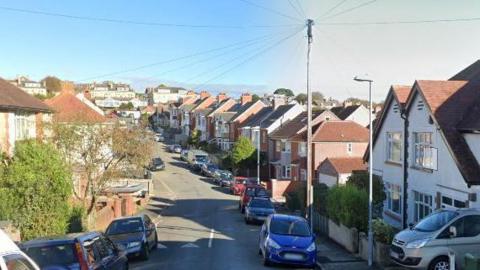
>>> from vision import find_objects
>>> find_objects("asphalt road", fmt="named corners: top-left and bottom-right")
top-left (130, 142), bottom-right (315, 270)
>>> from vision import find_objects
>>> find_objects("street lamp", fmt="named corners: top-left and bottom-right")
top-left (353, 75), bottom-right (374, 267)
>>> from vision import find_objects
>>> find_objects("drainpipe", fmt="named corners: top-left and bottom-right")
top-left (400, 111), bottom-right (409, 229)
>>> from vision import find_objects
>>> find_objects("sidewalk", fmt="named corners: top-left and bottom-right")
top-left (316, 235), bottom-right (406, 270)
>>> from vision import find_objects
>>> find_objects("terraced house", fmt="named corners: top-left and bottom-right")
top-left (371, 60), bottom-right (480, 229)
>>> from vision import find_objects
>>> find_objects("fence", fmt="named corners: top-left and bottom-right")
top-left (312, 211), bottom-right (329, 235)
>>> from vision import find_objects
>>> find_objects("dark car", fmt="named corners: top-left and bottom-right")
top-left (259, 214), bottom-right (316, 268)
top-left (239, 185), bottom-right (268, 213)
top-left (201, 163), bottom-right (218, 178)
top-left (213, 170), bottom-right (233, 186)
top-left (105, 215), bottom-right (158, 260)
top-left (244, 197), bottom-right (275, 224)
top-left (21, 231), bottom-right (128, 270)
top-left (147, 157), bottom-right (165, 171)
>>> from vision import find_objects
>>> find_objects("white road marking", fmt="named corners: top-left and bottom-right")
top-left (181, 243), bottom-right (199, 248)
top-left (156, 243), bottom-right (167, 249)
top-left (208, 228), bottom-right (215, 248)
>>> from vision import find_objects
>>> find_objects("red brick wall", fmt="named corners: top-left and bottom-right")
top-left (313, 142), bottom-right (368, 172)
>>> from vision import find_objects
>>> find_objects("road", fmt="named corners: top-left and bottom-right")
top-left (130, 142), bottom-right (315, 270)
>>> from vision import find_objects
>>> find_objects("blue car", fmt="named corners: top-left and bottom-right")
top-left (259, 214), bottom-right (316, 268)
top-left (105, 214), bottom-right (157, 260)
top-left (21, 231), bottom-right (128, 270)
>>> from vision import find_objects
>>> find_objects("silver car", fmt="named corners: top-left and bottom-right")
top-left (390, 208), bottom-right (480, 270)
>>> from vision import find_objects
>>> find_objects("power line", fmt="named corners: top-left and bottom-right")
top-left (79, 30), bottom-right (298, 81)
top-left (0, 5), bottom-right (301, 29)
top-left (194, 26), bottom-right (305, 90)
top-left (320, 0), bottom-right (377, 21)
top-left (295, 0), bottom-right (307, 19)
top-left (317, 0), bottom-right (349, 20)
top-left (238, 0), bottom-right (303, 23)
top-left (318, 16), bottom-right (480, 26)
top-left (287, 0), bottom-right (304, 20)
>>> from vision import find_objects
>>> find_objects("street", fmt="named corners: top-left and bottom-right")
top-left (130, 142), bottom-right (314, 270)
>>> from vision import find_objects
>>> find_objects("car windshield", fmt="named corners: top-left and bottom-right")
top-left (220, 172), bottom-right (232, 179)
top-left (270, 219), bottom-right (311, 237)
top-left (152, 158), bottom-right (163, 165)
top-left (195, 155), bottom-right (208, 162)
top-left (414, 211), bottom-right (458, 232)
top-left (207, 164), bottom-right (217, 170)
top-left (249, 199), bottom-right (273, 209)
top-left (23, 244), bottom-right (77, 268)
top-left (106, 218), bottom-right (144, 235)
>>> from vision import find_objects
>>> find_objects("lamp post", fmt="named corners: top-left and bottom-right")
top-left (353, 76), bottom-right (374, 267)
top-left (256, 125), bottom-right (261, 185)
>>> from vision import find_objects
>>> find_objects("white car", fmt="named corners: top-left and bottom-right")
top-left (0, 229), bottom-right (39, 270)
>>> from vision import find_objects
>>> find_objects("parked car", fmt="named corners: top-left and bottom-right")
top-left (390, 208), bottom-right (480, 270)
top-left (187, 150), bottom-right (209, 172)
top-left (1, 229), bottom-right (40, 270)
top-left (201, 163), bottom-right (219, 177)
top-left (213, 170), bottom-right (233, 186)
top-left (105, 214), bottom-right (157, 261)
top-left (244, 197), bottom-right (275, 224)
top-left (172, 144), bottom-right (182, 153)
top-left (147, 157), bottom-right (165, 171)
top-left (180, 149), bottom-right (189, 161)
top-left (230, 177), bottom-right (257, 195)
top-left (154, 133), bottom-right (164, 142)
top-left (21, 231), bottom-right (128, 270)
top-left (259, 214), bottom-right (316, 268)
top-left (239, 184), bottom-right (268, 213)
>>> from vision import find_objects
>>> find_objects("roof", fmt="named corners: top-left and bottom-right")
top-left (180, 103), bottom-right (197, 112)
top-left (330, 105), bottom-right (361, 120)
top-left (391, 85), bottom-right (411, 106)
top-left (215, 112), bottom-right (237, 121)
top-left (0, 77), bottom-right (50, 112)
top-left (207, 98), bottom-right (236, 116)
top-left (321, 157), bottom-right (366, 174)
top-left (269, 111), bottom-right (323, 139)
top-left (231, 101), bottom-right (255, 120)
top-left (195, 108), bottom-right (213, 115)
top-left (240, 107), bottom-right (273, 128)
top-left (312, 121), bottom-right (369, 142)
top-left (45, 92), bottom-right (107, 123)
top-left (260, 104), bottom-right (296, 128)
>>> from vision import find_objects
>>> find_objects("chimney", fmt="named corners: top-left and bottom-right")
top-left (217, 92), bottom-right (227, 103)
top-left (240, 93), bottom-right (252, 105)
top-left (200, 90), bottom-right (210, 99)
top-left (272, 94), bottom-right (286, 109)
top-left (343, 100), bottom-right (353, 107)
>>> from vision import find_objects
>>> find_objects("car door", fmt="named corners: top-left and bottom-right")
top-left (143, 216), bottom-right (155, 248)
top-left (447, 215), bottom-right (480, 269)
top-left (259, 219), bottom-right (270, 253)
top-left (101, 237), bottom-right (126, 270)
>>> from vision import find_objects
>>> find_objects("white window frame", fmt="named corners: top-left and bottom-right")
top-left (385, 182), bottom-right (402, 215)
top-left (413, 191), bottom-right (433, 222)
top-left (281, 141), bottom-right (291, 153)
top-left (15, 113), bottom-right (35, 141)
top-left (298, 142), bottom-right (307, 157)
top-left (413, 132), bottom-right (437, 170)
top-left (386, 132), bottom-right (402, 163)
top-left (282, 165), bottom-right (291, 179)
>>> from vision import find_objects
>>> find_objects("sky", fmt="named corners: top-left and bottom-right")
top-left (0, 0), bottom-right (479, 101)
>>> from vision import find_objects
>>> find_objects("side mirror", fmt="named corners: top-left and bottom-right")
top-left (449, 226), bottom-right (457, 238)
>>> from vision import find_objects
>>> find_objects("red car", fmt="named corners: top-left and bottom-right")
top-left (239, 184), bottom-right (268, 213)
top-left (230, 177), bottom-right (256, 195)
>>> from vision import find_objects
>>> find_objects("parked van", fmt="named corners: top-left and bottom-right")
top-left (0, 229), bottom-right (40, 270)
top-left (186, 150), bottom-right (209, 171)
top-left (390, 208), bottom-right (480, 270)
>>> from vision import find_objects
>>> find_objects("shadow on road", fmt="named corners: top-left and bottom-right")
top-left (168, 161), bottom-right (190, 170)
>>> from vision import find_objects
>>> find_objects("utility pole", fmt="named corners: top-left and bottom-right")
top-left (306, 19), bottom-right (314, 228)
top-left (257, 126), bottom-right (261, 185)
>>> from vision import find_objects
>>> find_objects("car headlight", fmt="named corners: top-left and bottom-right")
top-left (127, 241), bottom-right (142, 248)
top-left (306, 242), bottom-right (316, 252)
top-left (405, 238), bottom-right (430, 249)
top-left (267, 238), bottom-right (281, 249)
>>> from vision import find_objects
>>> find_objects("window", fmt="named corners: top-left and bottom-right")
top-left (282, 165), bottom-right (291, 178)
top-left (298, 142), bottom-right (307, 157)
top-left (450, 215), bottom-right (480, 238)
top-left (276, 141), bottom-right (281, 152)
top-left (386, 132), bottom-right (402, 163)
top-left (15, 113), bottom-right (35, 141)
top-left (414, 191), bottom-right (433, 222)
top-left (280, 141), bottom-right (291, 153)
top-left (441, 195), bottom-right (467, 209)
top-left (385, 183), bottom-right (402, 215)
top-left (347, 143), bottom-right (353, 154)
top-left (3, 254), bottom-right (37, 270)
top-left (413, 132), bottom-right (436, 169)
top-left (300, 169), bottom-right (306, 181)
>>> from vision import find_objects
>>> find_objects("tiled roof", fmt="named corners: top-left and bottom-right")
top-left (391, 85), bottom-right (411, 106)
top-left (215, 112), bottom-right (236, 122)
top-left (322, 157), bottom-right (366, 174)
top-left (312, 120), bottom-right (369, 142)
top-left (269, 111), bottom-right (323, 139)
top-left (240, 107), bottom-right (273, 128)
top-left (260, 104), bottom-right (296, 128)
top-left (180, 103), bottom-right (197, 112)
top-left (195, 108), bottom-right (213, 115)
top-left (45, 92), bottom-right (106, 123)
top-left (231, 101), bottom-right (255, 120)
top-left (207, 98), bottom-right (236, 116)
top-left (330, 105), bottom-right (361, 120)
top-left (0, 77), bottom-right (50, 112)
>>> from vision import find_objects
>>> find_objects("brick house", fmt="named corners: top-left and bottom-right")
top-left (0, 77), bottom-right (51, 155)
top-left (227, 93), bottom-right (266, 145)
top-left (206, 95), bottom-right (236, 141)
top-left (318, 157), bottom-right (366, 187)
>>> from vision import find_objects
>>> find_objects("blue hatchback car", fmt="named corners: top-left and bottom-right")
top-left (259, 214), bottom-right (316, 268)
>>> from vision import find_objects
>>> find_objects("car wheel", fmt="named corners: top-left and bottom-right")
top-left (141, 243), bottom-right (150, 261)
top-left (263, 251), bottom-right (271, 267)
top-left (429, 256), bottom-right (449, 270)
top-left (124, 262), bottom-right (129, 270)
top-left (152, 234), bottom-right (158, 250)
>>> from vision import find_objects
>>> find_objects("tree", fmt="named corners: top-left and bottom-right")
top-left (312, 91), bottom-right (324, 103)
top-left (188, 129), bottom-right (201, 148)
top-left (252, 94), bottom-right (260, 102)
top-left (230, 136), bottom-right (255, 174)
top-left (51, 122), bottom-right (153, 228)
top-left (42, 76), bottom-right (63, 93)
top-left (346, 171), bottom-right (386, 218)
top-left (0, 140), bottom-right (72, 240)
top-left (119, 102), bottom-right (134, 110)
top-left (274, 88), bottom-right (294, 97)
top-left (294, 93), bottom-right (307, 104)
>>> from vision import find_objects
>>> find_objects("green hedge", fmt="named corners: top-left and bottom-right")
top-left (326, 185), bottom-right (368, 232)
top-left (286, 184), bottom-right (306, 214)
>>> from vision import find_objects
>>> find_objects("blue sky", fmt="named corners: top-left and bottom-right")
top-left (0, 0), bottom-right (479, 100)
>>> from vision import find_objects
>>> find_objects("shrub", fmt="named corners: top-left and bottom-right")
top-left (326, 185), bottom-right (368, 232)
top-left (68, 205), bottom-right (86, 233)
top-left (346, 171), bottom-right (386, 218)
top-left (313, 183), bottom-right (329, 215)
top-left (372, 219), bottom-right (396, 244)
top-left (286, 185), bottom-right (306, 214)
